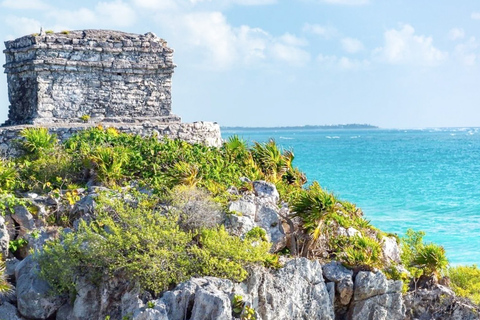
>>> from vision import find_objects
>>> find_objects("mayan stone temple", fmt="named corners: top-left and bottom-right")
top-left (0, 29), bottom-right (221, 155)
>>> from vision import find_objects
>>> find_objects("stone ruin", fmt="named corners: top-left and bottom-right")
top-left (0, 29), bottom-right (221, 155)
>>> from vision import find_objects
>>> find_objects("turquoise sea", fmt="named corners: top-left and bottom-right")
top-left (221, 127), bottom-right (480, 265)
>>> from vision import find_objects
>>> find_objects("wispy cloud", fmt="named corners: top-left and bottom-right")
top-left (373, 24), bottom-right (447, 66)
top-left (162, 11), bottom-right (309, 69)
top-left (471, 12), bottom-right (480, 20)
top-left (45, 0), bottom-right (137, 29)
top-left (303, 23), bottom-right (338, 39)
top-left (1, 0), bottom-right (49, 10)
top-left (453, 37), bottom-right (478, 66)
top-left (448, 28), bottom-right (465, 41)
top-left (317, 54), bottom-right (369, 70)
top-left (4, 15), bottom-right (42, 39)
top-left (315, 0), bottom-right (369, 5)
top-left (341, 37), bottom-right (364, 53)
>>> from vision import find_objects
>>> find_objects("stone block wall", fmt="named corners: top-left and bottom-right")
top-left (3, 30), bottom-right (178, 125)
top-left (0, 121), bottom-right (222, 158)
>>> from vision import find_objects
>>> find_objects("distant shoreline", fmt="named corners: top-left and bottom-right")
top-left (221, 124), bottom-right (378, 130)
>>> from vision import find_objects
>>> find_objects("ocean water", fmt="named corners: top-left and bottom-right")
top-left (221, 127), bottom-right (480, 265)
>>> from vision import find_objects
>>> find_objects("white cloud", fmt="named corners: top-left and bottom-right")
top-left (373, 24), bottom-right (447, 66)
top-left (131, 0), bottom-right (178, 10)
top-left (279, 33), bottom-right (308, 46)
top-left (448, 28), bottom-right (465, 41)
top-left (317, 54), bottom-right (369, 70)
top-left (1, 0), bottom-right (48, 10)
top-left (165, 11), bottom-right (309, 69)
top-left (453, 37), bottom-right (478, 66)
top-left (96, 1), bottom-right (137, 27)
top-left (471, 12), bottom-right (480, 20)
top-left (4, 15), bottom-right (42, 38)
top-left (270, 41), bottom-right (310, 66)
top-left (341, 37), bottom-right (364, 53)
top-left (46, 1), bottom-right (136, 29)
top-left (173, 11), bottom-right (239, 68)
top-left (303, 23), bottom-right (337, 39)
top-left (316, 0), bottom-right (369, 5)
top-left (188, 0), bottom-right (275, 5)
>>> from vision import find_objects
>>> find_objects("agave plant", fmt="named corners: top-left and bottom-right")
top-left (20, 127), bottom-right (57, 154)
top-left (88, 146), bottom-right (129, 185)
top-left (0, 160), bottom-right (17, 191)
top-left (292, 181), bottom-right (337, 241)
top-left (223, 135), bottom-right (249, 162)
top-left (0, 260), bottom-right (12, 296)
top-left (251, 139), bottom-right (292, 182)
top-left (413, 243), bottom-right (449, 276)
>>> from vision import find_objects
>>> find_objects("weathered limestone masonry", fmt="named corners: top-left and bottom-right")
top-left (1, 29), bottom-right (221, 155)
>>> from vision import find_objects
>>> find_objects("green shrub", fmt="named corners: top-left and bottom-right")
top-left (292, 181), bottom-right (337, 240)
top-left (9, 238), bottom-right (28, 253)
top-left (80, 114), bottom-right (90, 122)
top-left (245, 227), bottom-right (268, 242)
top-left (18, 147), bottom-right (79, 192)
top-left (332, 235), bottom-right (383, 270)
top-left (36, 194), bottom-right (273, 297)
top-left (20, 127), bottom-right (57, 156)
top-left (0, 160), bottom-right (17, 191)
top-left (448, 264), bottom-right (480, 304)
top-left (87, 146), bottom-right (129, 186)
top-left (401, 229), bottom-right (448, 277)
top-left (413, 243), bottom-right (448, 277)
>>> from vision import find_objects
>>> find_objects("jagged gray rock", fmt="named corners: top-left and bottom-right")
top-left (404, 284), bottom-right (480, 320)
top-left (228, 197), bottom-right (256, 218)
top-left (252, 181), bottom-right (279, 204)
top-left (350, 271), bottom-right (405, 320)
top-left (226, 183), bottom-right (286, 252)
top-left (225, 214), bottom-right (256, 237)
top-left (5, 257), bottom-right (19, 278)
top-left (11, 205), bottom-right (35, 237)
top-left (254, 202), bottom-right (286, 251)
top-left (159, 277), bottom-right (233, 320)
top-left (15, 255), bottom-right (65, 319)
top-left (322, 261), bottom-right (354, 306)
top-left (0, 301), bottom-right (24, 320)
top-left (240, 258), bottom-right (335, 320)
top-left (382, 236), bottom-right (401, 264)
top-left (66, 274), bottom-right (140, 320)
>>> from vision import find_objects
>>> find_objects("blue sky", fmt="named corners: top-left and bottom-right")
top-left (1, 0), bottom-right (479, 128)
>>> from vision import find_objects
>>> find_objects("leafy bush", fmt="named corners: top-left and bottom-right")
top-left (292, 181), bottom-right (337, 240)
top-left (401, 229), bottom-right (448, 277)
top-left (20, 127), bottom-right (57, 155)
top-left (331, 235), bottom-right (383, 270)
top-left (36, 194), bottom-right (273, 297)
top-left (448, 264), bottom-right (480, 304)
top-left (413, 243), bottom-right (448, 277)
top-left (0, 160), bottom-right (17, 191)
